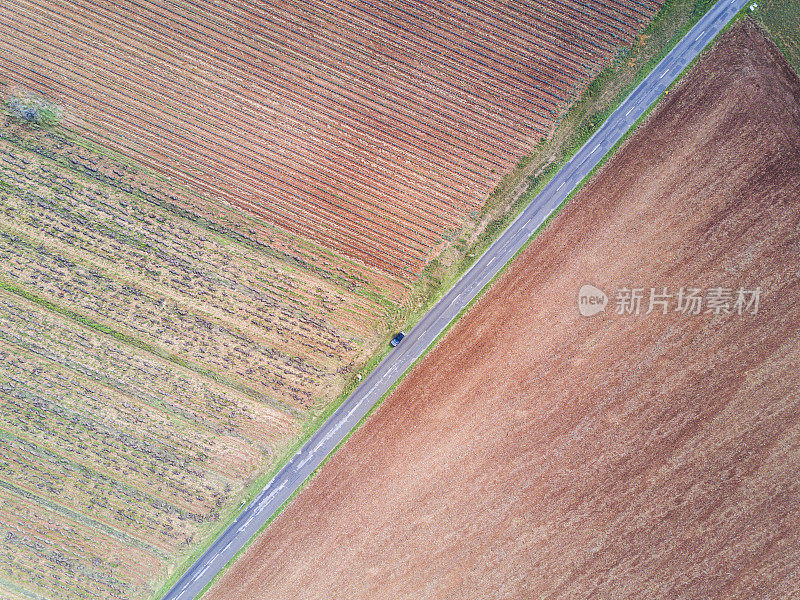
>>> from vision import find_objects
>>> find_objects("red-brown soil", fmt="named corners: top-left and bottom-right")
top-left (206, 21), bottom-right (800, 600)
top-left (0, 0), bottom-right (661, 277)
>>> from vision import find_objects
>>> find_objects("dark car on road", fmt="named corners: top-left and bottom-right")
top-left (390, 332), bottom-right (405, 347)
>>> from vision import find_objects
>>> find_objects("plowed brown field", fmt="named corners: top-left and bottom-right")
top-left (0, 0), bottom-right (662, 278)
top-left (206, 21), bottom-right (800, 600)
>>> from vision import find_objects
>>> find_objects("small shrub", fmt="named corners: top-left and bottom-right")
top-left (4, 93), bottom-right (63, 126)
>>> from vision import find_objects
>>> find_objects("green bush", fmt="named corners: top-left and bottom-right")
top-left (4, 93), bottom-right (63, 126)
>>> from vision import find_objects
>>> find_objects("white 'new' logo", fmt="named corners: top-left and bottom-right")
top-left (578, 284), bottom-right (608, 317)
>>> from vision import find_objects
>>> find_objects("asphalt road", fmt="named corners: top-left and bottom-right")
top-left (162, 1), bottom-right (750, 597)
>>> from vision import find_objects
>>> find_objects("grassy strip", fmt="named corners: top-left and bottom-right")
top-left (751, 0), bottom-right (800, 73)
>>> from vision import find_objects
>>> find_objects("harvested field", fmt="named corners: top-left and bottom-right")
top-left (0, 0), bottom-right (662, 277)
top-left (206, 21), bottom-right (800, 600)
top-left (0, 118), bottom-right (399, 600)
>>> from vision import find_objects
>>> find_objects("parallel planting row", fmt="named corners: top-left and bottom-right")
top-left (0, 120), bottom-right (396, 600)
top-left (0, 0), bottom-right (662, 276)
top-left (0, 147), bottom-right (373, 407)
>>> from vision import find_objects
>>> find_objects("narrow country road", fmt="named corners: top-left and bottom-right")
top-left (161, 1), bottom-right (750, 597)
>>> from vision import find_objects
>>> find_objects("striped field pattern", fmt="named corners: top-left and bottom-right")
top-left (0, 0), bottom-right (662, 278)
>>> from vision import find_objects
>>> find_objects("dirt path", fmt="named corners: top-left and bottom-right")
top-left (206, 21), bottom-right (800, 600)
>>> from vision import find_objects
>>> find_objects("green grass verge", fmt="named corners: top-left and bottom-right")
top-left (750, 0), bottom-right (800, 73)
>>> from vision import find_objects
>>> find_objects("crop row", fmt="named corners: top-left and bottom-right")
top-left (0, 146), bottom-right (382, 408)
top-left (0, 346), bottom-right (247, 515)
top-left (0, 428), bottom-right (205, 549)
top-left (0, 0), bottom-right (662, 275)
top-left (0, 486), bottom-right (155, 599)
top-left (0, 292), bottom-right (293, 445)
top-left (1, 120), bottom-right (409, 305)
